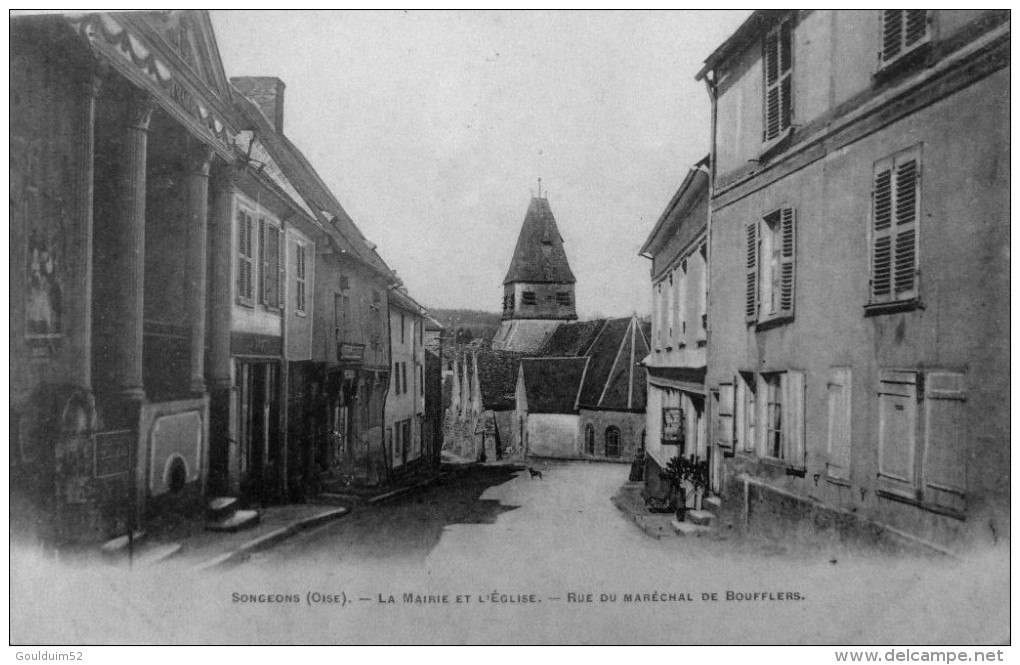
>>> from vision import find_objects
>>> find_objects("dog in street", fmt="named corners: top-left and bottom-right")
top-left (527, 467), bottom-right (543, 480)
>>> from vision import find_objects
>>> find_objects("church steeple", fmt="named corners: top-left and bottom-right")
top-left (500, 194), bottom-right (577, 323)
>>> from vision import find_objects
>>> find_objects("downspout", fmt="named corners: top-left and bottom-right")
top-left (380, 286), bottom-right (394, 484)
top-left (703, 68), bottom-right (720, 493)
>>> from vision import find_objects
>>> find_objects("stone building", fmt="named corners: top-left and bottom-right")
top-left (698, 10), bottom-right (1009, 551)
top-left (638, 157), bottom-right (711, 499)
top-left (492, 194), bottom-right (577, 352)
top-left (11, 11), bottom-right (246, 543)
top-left (514, 316), bottom-right (650, 462)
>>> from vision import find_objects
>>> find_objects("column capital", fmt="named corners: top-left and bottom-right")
top-left (124, 89), bottom-right (156, 132)
top-left (187, 143), bottom-right (216, 178)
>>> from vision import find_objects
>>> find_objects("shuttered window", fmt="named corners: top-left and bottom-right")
top-left (748, 207), bottom-right (796, 324)
top-left (871, 148), bottom-right (920, 304)
top-left (763, 17), bottom-right (793, 143)
top-left (736, 373), bottom-right (757, 453)
top-left (880, 10), bottom-right (930, 66)
top-left (236, 210), bottom-right (254, 303)
top-left (757, 371), bottom-right (804, 467)
top-left (745, 221), bottom-right (758, 322)
top-left (826, 367), bottom-right (852, 481)
top-left (260, 221), bottom-right (283, 309)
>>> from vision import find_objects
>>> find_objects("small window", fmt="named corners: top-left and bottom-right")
top-left (879, 10), bottom-right (930, 67)
top-left (556, 292), bottom-right (571, 306)
top-left (605, 426), bottom-right (621, 458)
top-left (585, 424), bottom-right (595, 455)
top-left (762, 17), bottom-right (793, 144)
top-left (394, 363), bottom-right (401, 395)
top-left (759, 370), bottom-right (805, 467)
top-left (522, 291), bottom-right (536, 306)
top-left (400, 313), bottom-right (406, 344)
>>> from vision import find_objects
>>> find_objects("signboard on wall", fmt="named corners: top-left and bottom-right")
top-left (662, 407), bottom-right (685, 445)
top-left (231, 332), bottom-right (282, 357)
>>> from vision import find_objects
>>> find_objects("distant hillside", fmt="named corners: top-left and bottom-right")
top-left (428, 308), bottom-right (503, 342)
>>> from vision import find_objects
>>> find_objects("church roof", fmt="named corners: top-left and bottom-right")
top-left (503, 196), bottom-right (576, 285)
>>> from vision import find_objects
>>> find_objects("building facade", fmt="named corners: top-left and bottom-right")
top-left (638, 158), bottom-right (711, 498)
top-left (385, 289), bottom-right (427, 472)
top-left (699, 10), bottom-right (1009, 551)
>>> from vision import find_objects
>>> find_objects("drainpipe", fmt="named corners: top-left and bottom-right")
top-left (702, 69), bottom-right (720, 494)
top-left (380, 285), bottom-right (394, 484)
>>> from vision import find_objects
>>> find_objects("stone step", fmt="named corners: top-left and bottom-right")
top-left (686, 509), bottom-right (716, 527)
top-left (206, 509), bottom-right (260, 533)
top-left (703, 495), bottom-right (723, 510)
top-left (670, 520), bottom-right (713, 537)
top-left (100, 531), bottom-right (146, 557)
top-left (207, 496), bottom-right (239, 522)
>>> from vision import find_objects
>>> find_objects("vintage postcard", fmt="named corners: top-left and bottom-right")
top-left (8, 10), bottom-right (1010, 647)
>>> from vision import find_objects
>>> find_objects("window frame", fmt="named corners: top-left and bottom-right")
top-left (761, 15), bottom-right (794, 150)
top-left (605, 426), bottom-right (621, 458)
top-left (584, 424), bottom-right (595, 455)
top-left (236, 208), bottom-right (255, 306)
top-left (747, 206), bottom-right (796, 328)
top-left (877, 10), bottom-right (933, 72)
top-left (258, 218), bottom-right (284, 312)
top-left (866, 145), bottom-right (922, 315)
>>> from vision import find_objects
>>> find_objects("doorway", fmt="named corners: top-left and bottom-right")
top-left (237, 360), bottom-right (280, 503)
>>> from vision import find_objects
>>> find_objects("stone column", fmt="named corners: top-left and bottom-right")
top-left (208, 161), bottom-right (239, 493)
top-left (186, 144), bottom-right (214, 395)
top-left (72, 71), bottom-right (102, 392)
top-left (111, 90), bottom-right (155, 402)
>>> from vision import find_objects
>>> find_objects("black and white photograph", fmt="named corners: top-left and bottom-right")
top-left (8, 9), bottom-right (1010, 648)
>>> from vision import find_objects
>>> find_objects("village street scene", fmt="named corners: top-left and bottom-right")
top-left (9, 10), bottom-right (1009, 645)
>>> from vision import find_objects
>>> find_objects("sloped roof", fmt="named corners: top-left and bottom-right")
top-left (575, 317), bottom-right (648, 411)
top-left (475, 348), bottom-right (525, 411)
top-left (389, 288), bottom-right (424, 314)
top-left (520, 357), bottom-right (588, 414)
top-left (639, 158), bottom-right (710, 258)
top-left (503, 196), bottom-right (576, 285)
top-left (231, 90), bottom-right (394, 279)
top-left (539, 319), bottom-right (607, 357)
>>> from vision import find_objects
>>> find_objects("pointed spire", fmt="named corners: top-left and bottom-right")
top-left (503, 194), bottom-right (576, 285)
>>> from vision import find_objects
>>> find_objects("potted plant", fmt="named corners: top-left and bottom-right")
top-left (660, 454), bottom-right (710, 521)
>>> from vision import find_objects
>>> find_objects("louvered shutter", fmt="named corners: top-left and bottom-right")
top-left (258, 219), bottom-right (267, 304)
top-left (237, 211), bottom-right (254, 301)
top-left (923, 372), bottom-right (967, 512)
top-left (892, 156), bottom-right (919, 298)
top-left (763, 19), bottom-right (793, 142)
top-left (782, 371), bottom-right (805, 467)
top-left (871, 161), bottom-right (894, 301)
top-left (871, 149), bottom-right (920, 303)
top-left (779, 207), bottom-right (796, 315)
top-left (276, 227), bottom-right (285, 309)
top-left (745, 221), bottom-right (759, 323)
top-left (881, 10), bottom-right (930, 64)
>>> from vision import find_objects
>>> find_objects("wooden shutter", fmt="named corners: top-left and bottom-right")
top-left (877, 370), bottom-right (918, 494)
top-left (237, 211), bottom-right (254, 301)
top-left (745, 220), bottom-right (759, 322)
top-left (262, 223), bottom-right (280, 308)
top-left (871, 161), bottom-right (894, 301)
top-left (763, 18), bottom-right (792, 142)
top-left (826, 367), bottom-right (852, 480)
top-left (756, 374), bottom-right (768, 456)
top-left (923, 372), bottom-right (967, 512)
top-left (892, 156), bottom-right (919, 298)
top-left (779, 207), bottom-right (796, 315)
top-left (276, 227), bottom-right (285, 309)
top-left (782, 371), bottom-right (805, 467)
top-left (717, 382), bottom-right (735, 450)
top-left (881, 10), bottom-right (929, 64)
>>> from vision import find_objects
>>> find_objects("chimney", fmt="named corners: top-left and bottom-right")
top-left (231, 76), bottom-right (286, 133)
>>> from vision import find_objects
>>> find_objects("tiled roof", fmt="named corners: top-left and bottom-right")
top-left (575, 317), bottom-right (648, 411)
top-left (475, 348), bottom-right (525, 411)
top-left (503, 197), bottom-right (576, 285)
top-left (520, 357), bottom-right (588, 414)
top-left (539, 319), bottom-right (607, 357)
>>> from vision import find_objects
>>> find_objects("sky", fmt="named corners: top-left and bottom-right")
top-left (210, 10), bottom-right (750, 318)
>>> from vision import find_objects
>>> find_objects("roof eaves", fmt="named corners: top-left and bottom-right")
top-left (639, 157), bottom-right (710, 258)
top-left (695, 10), bottom-right (785, 81)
